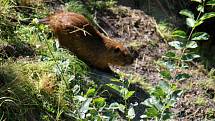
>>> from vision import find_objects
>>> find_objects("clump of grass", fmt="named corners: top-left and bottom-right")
top-left (0, 49), bottom-right (89, 120)
top-left (0, 0), bottom-right (18, 40)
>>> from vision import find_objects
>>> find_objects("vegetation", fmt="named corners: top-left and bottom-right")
top-left (0, 0), bottom-right (215, 121)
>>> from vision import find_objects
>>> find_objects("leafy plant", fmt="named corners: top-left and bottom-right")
top-left (141, 81), bottom-right (182, 120)
top-left (166, 0), bottom-right (215, 69)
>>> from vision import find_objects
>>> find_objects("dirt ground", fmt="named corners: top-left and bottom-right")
top-left (95, 5), bottom-right (215, 120)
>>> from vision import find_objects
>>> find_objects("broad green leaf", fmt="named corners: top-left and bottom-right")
top-left (145, 107), bottom-right (159, 117)
top-left (179, 9), bottom-right (195, 18)
top-left (207, 0), bottom-right (215, 6)
top-left (106, 83), bottom-right (121, 92)
top-left (197, 5), bottom-right (204, 12)
top-left (199, 12), bottom-right (215, 21)
top-left (194, 12), bottom-right (215, 27)
top-left (186, 41), bottom-right (198, 48)
top-left (182, 53), bottom-right (200, 61)
top-left (107, 84), bottom-right (134, 100)
top-left (142, 97), bottom-right (156, 107)
top-left (85, 88), bottom-right (96, 97)
top-left (191, 0), bottom-right (202, 3)
top-left (126, 91), bottom-right (135, 100)
top-left (160, 70), bottom-right (172, 80)
top-left (168, 41), bottom-right (183, 50)
top-left (194, 20), bottom-right (203, 28)
top-left (159, 81), bottom-right (171, 93)
top-left (127, 106), bottom-right (135, 119)
top-left (93, 97), bottom-right (106, 108)
top-left (162, 60), bottom-right (176, 70)
top-left (121, 88), bottom-right (135, 100)
top-left (152, 87), bottom-right (166, 99)
top-left (191, 32), bottom-right (209, 40)
top-left (175, 73), bottom-right (191, 81)
top-left (164, 51), bottom-right (176, 58)
top-left (172, 30), bottom-right (187, 39)
top-left (109, 102), bottom-right (125, 113)
top-left (186, 18), bottom-right (196, 27)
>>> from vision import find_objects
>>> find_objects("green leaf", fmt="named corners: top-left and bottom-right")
top-left (197, 5), bottom-right (204, 12)
top-left (145, 107), bottom-right (159, 117)
top-left (194, 12), bottom-right (215, 27)
top-left (172, 30), bottom-right (187, 39)
top-left (85, 88), bottom-right (96, 97)
top-left (127, 106), bottom-right (135, 119)
top-left (191, 32), bottom-right (209, 40)
top-left (109, 102), bottom-right (125, 113)
top-left (182, 53), bottom-right (200, 61)
top-left (107, 84), bottom-right (135, 100)
top-left (164, 51), bottom-right (176, 58)
top-left (207, 0), bottom-right (215, 6)
top-left (93, 97), bottom-right (106, 108)
top-left (159, 81), bottom-right (171, 93)
top-left (142, 97), bottom-right (161, 109)
top-left (179, 9), bottom-right (195, 18)
top-left (152, 87), bottom-right (166, 99)
top-left (121, 88), bottom-right (135, 100)
top-left (191, 0), bottom-right (202, 3)
top-left (175, 73), bottom-right (191, 81)
top-left (168, 41), bottom-right (183, 50)
top-left (186, 18), bottom-right (196, 27)
top-left (199, 12), bottom-right (215, 21)
top-left (186, 41), bottom-right (198, 48)
top-left (160, 70), bottom-right (172, 80)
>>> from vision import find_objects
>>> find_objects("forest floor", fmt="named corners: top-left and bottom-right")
top-left (96, 5), bottom-right (215, 120)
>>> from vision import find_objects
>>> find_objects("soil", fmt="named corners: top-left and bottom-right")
top-left (96, 6), bottom-right (167, 84)
top-left (95, 5), bottom-right (215, 121)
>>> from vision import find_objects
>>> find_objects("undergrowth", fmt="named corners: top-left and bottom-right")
top-left (0, 0), bottom-right (139, 120)
top-left (1, 0), bottom-right (214, 120)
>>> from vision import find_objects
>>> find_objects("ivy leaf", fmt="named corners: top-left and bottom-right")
top-left (172, 30), bottom-right (187, 39)
top-left (207, 0), bottom-right (215, 6)
top-left (186, 41), bottom-right (198, 49)
top-left (191, 32), bottom-right (209, 40)
top-left (168, 41), bottom-right (183, 50)
top-left (186, 18), bottom-right (196, 27)
top-left (197, 5), bottom-right (204, 12)
top-left (179, 9), bottom-right (195, 18)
